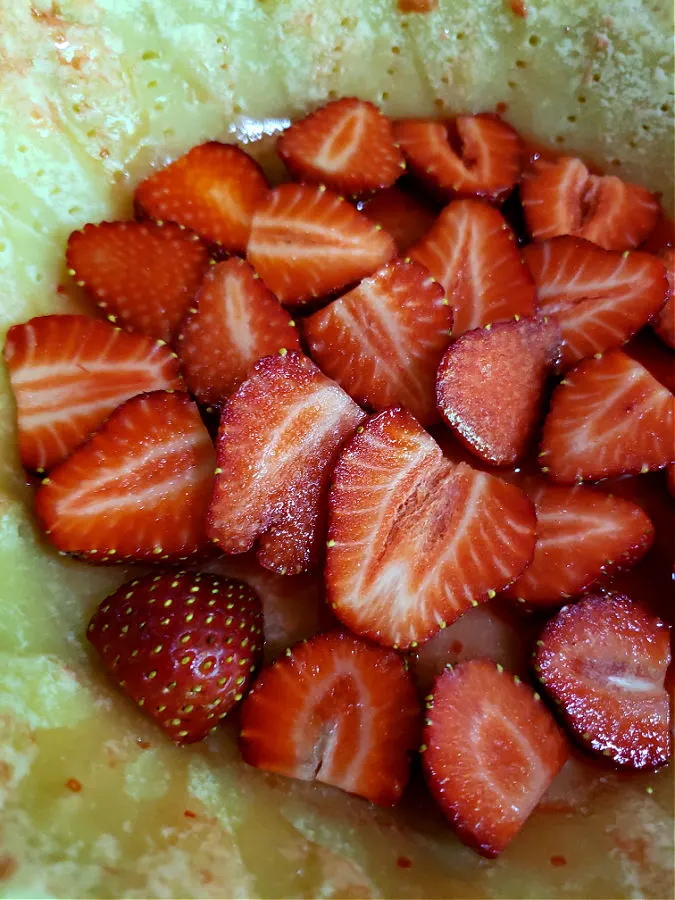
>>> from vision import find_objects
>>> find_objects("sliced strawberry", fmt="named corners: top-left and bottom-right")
top-left (277, 98), bottom-right (405, 195)
top-left (208, 353), bottom-right (365, 575)
top-left (177, 258), bottom-right (300, 406)
top-left (410, 199), bottom-right (536, 337)
top-left (246, 183), bottom-right (396, 307)
top-left (240, 631), bottom-right (420, 805)
top-left (422, 659), bottom-right (569, 857)
top-left (521, 157), bottom-right (659, 251)
top-left (87, 571), bottom-right (262, 744)
top-left (3, 315), bottom-right (182, 472)
top-left (360, 186), bottom-right (437, 254)
top-left (436, 317), bottom-right (561, 466)
top-left (134, 142), bottom-right (269, 252)
top-left (394, 115), bottom-right (521, 201)
top-left (36, 391), bottom-right (216, 563)
top-left (533, 592), bottom-right (672, 769)
top-left (66, 221), bottom-right (210, 342)
top-left (507, 483), bottom-right (654, 608)
top-left (651, 248), bottom-right (674, 349)
top-left (206, 553), bottom-right (329, 662)
top-left (304, 258), bottom-right (452, 425)
top-left (640, 209), bottom-right (675, 253)
top-left (523, 237), bottom-right (668, 368)
top-left (539, 350), bottom-right (674, 483)
top-left (326, 408), bottom-right (536, 648)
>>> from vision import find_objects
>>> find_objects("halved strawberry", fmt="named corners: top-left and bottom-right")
top-left (246, 183), bottom-right (396, 307)
top-left (240, 631), bottom-right (420, 805)
top-left (277, 98), bottom-right (405, 195)
top-left (360, 185), bottom-right (437, 254)
top-left (36, 391), bottom-right (216, 563)
top-left (66, 221), bottom-right (210, 342)
top-left (422, 659), bottom-right (569, 857)
top-left (177, 258), bottom-right (300, 406)
top-left (523, 237), bottom-right (668, 368)
top-left (87, 571), bottom-right (263, 744)
top-left (206, 553), bottom-right (329, 662)
top-left (304, 258), bottom-right (452, 425)
top-left (539, 350), bottom-right (674, 483)
top-left (507, 483), bottom-right (654, 608)
top-left (326, 408), bottom-right (536, 648)
top-left (652, 248), bottom-right (674, 349)
top-left (436, 317), bottom-right (561, 466)
top-left (3, 315), bottom-right (182, 472)
top-left (134, 142), bottom-right (269, 252)
top-left (208, 353), bottom-right (365, 575)
top-left (394, 115), bottom-right (521, 201)
top-left (521, 157), bottom-right (659, 251)
top-left (410, 199), bottom-right (536, 337)
top-left (533, 593), bottom-right (672, 769)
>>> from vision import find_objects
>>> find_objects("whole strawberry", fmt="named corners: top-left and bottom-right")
top-left (87, 571), bottom-right (263, 744)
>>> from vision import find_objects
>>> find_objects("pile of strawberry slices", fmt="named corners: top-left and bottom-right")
top-left (4, 97), bottom-right (673, 859)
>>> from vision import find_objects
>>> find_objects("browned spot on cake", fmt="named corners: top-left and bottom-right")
top-left (509, 0), bottom-right (528, 17)
top-left (550, 854), bottom-right (567, 867)
top-left (65, 777), bottom-right (82, 792)
top-left (496, 102), bottom-right (509, 116)
top-left (398, 0), bottom-right (438, 12)
top-left (397, 855), bottom-right (413, 868)
top-left (0, 856), bottom-right (17, 881)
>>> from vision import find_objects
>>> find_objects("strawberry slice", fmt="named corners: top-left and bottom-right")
top-left (304, 258), bottom-right (452, 425)
top-left (36, 391), bottom-right (216, 563)
top-left (66, 221), bottom-right (209, 343)
top-left (3, 315), bottom-right (182, 472)
top-left (539, 350), bottom-right (674, 483)
top-left (326, 408), bottom-right (536, 648)
top-left (521, 157), bottom-right (659, 251)
top-left (652, 248), bottom-right (674, 349)
top-left (507, 483), bottom-right (654, 608)
top-left (422, 659), bottom-right (569, 857)
top-left (533, 593), bottom-right (672, 769)
top-left (208, 353), bottom-right (365, 575)
top-left (640, 209), bottom-right (675, 253)
top-left (394, 115), bottom-right (521, 201)
top-left (277, 98), bottom-right (405, 195)
top-left (436, 317), bottom-right (561, 466)
top-left (177, 258), bottom-right (300, 406)
top-left (87, 571), bottom-right (263, 744)
top-left (410, 199), bottom-right (536, 337)
top-left (134, 142), bottom-right (269, 252)
top-left (360, 186), bottom-right (437, 254)
top-left (246, 183), bottom-right (396, 308)
top-left (240, 631), bottom-right (420, 805)
top-left (523, 237), bottom-right (668, 368)
top-left (207, 553), bottom-right (330, 662)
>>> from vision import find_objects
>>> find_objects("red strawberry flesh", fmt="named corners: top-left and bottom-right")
top-left (240, 631), bottom-right (420, 805)
top-left (360, 186), bottom-right (437, 254)
top-left (533, 593), bottom-right (672, 769)
top-left (652, 248), bottom-right (674, 349)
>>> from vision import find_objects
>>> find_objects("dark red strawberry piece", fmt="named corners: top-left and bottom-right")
top-left (206, 553), bottom-right (330, 662)
top-left (277, 98), bottom-right (405, 194)
top-left (135, 142), bottom-right (269, 252)
top-left (240, 631), bottom-right (420, 805)
top-left (304, 258), bottom-right (452, 425)
top-left (177, 258), bottom-right (300, 406)
top-left (506, 483), bottom-right (654, 608)
top-left (652, 248), bottom-right (674, 349)
top-left (394, 114), bottom-right (522, 201)
top-left (36, 391), bottom-right (216, 563)
top-left (422, 659), bottom-right (569, 857)
top-left (668, 465), bottom-right (675, 499)
top-left (66, 221), bottom-right (210, 343)
top-left (640, 209), bottom-right (674, 253)
top-left (436, 317), bottom-right (561, 466)
top-left (360, 186), bottom-right (437, 253)
top-left (523, 237), bottom-right (668, 368)
top-left (521, 157), bottom-right (659, 251)
top-left (3, 315), bottom-right (182, 472)
top-left (87, 571), bottom-right (262, 744)
top-left (208, 353), bottom-right (365, 575)
top-left (539, 350), bottom-right (674, 483)
top-left (533, 593), bottom-right (672, 769)
top-left (247, 183), bottom-right (396, 308)
top-left (410, 199), bottom-right (536, 337)
top-left (326, 408), bottom-right (536, 648)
